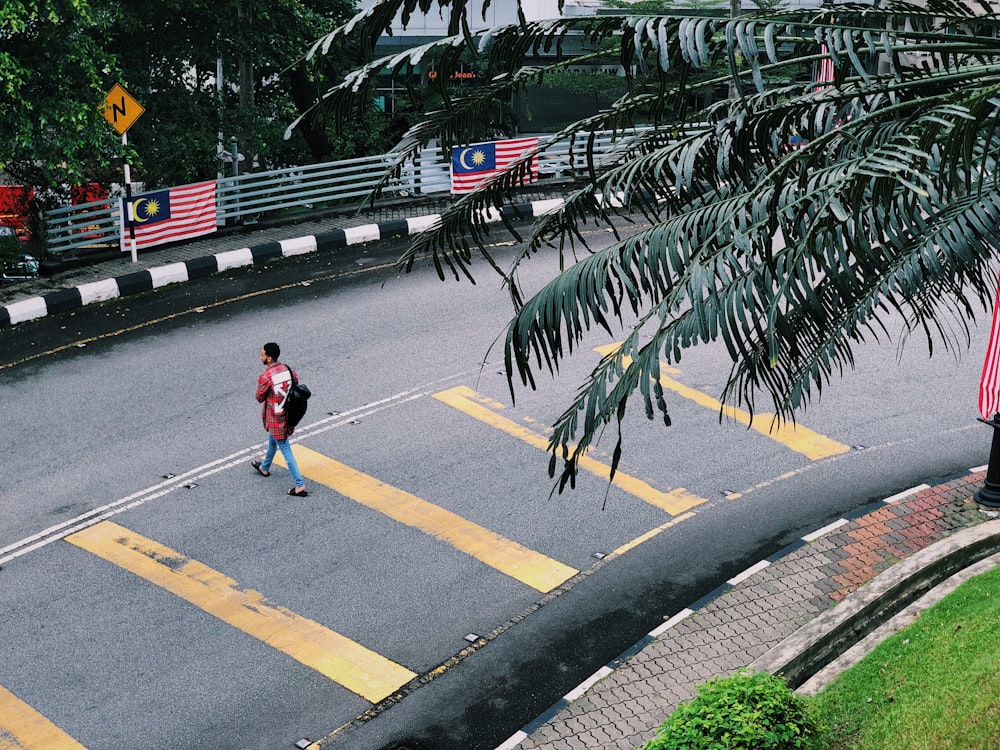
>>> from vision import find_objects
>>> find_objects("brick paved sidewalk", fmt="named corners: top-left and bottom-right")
top-left (506, 469), bottom-right (996, 750)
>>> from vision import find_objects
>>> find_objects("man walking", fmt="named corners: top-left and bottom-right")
top-left (252, 342), bottom-right (308, 497)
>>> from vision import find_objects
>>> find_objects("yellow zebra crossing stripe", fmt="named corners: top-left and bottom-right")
top-left (593, 344), bottom-right (850, 461)
top-left (277, 445), bottom-right (578, 593)
top-left (66, 521), bottom-right (415, 704)
top-left (0, 685), bottom-right (87, 749)
top-left (432, 386), bottom-right (707, 516)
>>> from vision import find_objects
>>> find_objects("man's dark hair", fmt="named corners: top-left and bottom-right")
top-left (263, 342), bottom-right (280, 360)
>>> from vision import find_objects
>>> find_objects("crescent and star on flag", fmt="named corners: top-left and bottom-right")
top-left (458, 147), bottom-right (487, 170)
top-left (129, 197), bottom-right (162, 224)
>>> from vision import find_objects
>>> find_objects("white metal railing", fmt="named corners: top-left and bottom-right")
top-left (41, 127), bottom-right (661, 256)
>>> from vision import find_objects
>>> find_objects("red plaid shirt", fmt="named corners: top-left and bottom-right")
top-left (256, 362), bottom-right (298, 440)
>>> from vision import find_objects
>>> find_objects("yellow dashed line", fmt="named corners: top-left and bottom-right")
top-left (609, 512), bottom-right (697, 559)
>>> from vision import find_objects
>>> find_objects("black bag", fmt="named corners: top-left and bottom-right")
top-left (282, 366), bottom-right (311, 428)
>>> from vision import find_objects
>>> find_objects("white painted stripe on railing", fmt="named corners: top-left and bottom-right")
top-left (477, 206), bottom-right (503, 223)
top-left (6, 297), bottom-right (47, 325)
top-left (531, 198), bottom-right (565, 215)
top-left (77, 278), bottom-right (121, 305)
top-left (343, 224), bottom-right (380, 245)
top-left (494, 731), bottom-right (529, 750)
top-left (728, 559), bottom-right (771, 586)
top-left (406, 214), bottom-right (442, 233)
top-left (883, 484), bottom-right (930, 504)
top-left (215, 248), bottom-right (254, 271)
top-left (649, 608), bottom-right (694, 638)
top-left (280, 235), bottom-right (317, 256)
top-left (596, 191), bottom-right (626, 208)
top-left (802, 518), bottom-right (849, 542)
top-left (564, 666), bottom-right (614, 701)
top-left (149, 262), bottom-right (190, 288)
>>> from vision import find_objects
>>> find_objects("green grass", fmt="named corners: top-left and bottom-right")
top-left (813, 564), bottom-right (1000, 750)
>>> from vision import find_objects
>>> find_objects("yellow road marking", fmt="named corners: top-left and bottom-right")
top-left (66, 521), bottom-right (415, 704)
top-left (280, 446), bottom-right (578, 593)
top-left (593, 344), bottom-right (850, 461)
top-left (609, 512), bottom-right (696, 559)
top-left (0, 686), bottom-right (87, 749)
top-left (432, 386), bottom-right (707, 516)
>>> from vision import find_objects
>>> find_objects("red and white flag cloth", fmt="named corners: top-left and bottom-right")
top-left (814, 43), bottom-right (834, 93)
top-left (979, 271), bottom-right (1000, 420)
top-left (120, 180), bottom-right (218, 251)
top-left (450, 137), bottom-right (539, 194)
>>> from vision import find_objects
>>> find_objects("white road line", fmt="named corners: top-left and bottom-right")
top-left (0, 377), bottom-right (468, 566)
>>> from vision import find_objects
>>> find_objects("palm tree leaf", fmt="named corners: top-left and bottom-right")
top-left (318, 0), bottom-right (1000, 485)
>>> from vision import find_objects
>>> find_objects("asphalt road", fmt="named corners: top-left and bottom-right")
top-left (0, 227), bottom-right (992, 750)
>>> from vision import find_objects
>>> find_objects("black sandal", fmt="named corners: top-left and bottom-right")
top-left (251, 460), bottom-right (270, 477)
top-left (287, 487), bottom-right (308, 497)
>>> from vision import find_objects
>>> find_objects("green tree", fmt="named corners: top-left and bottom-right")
top-left (306, 0), bottom-right (1000, 489)
top-left (0, 0), bottom-right (119, 202)
top-left (106, 0), bottom-right (373, 188)
top-left (1, 0), bottom-right (386, 203)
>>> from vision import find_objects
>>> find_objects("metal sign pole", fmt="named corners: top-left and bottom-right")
top-left (103, 84), bottom-right (144, 263)
top-left (122, 131), bottom-right (137, 263)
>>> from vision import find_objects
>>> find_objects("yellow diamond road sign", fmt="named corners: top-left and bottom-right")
top-left (103, 83), bottom-right (144, 135)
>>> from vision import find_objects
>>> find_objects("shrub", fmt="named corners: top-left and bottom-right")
top-left (640, 670), bottom-right (825, 750)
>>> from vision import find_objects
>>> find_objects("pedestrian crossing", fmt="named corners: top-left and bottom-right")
top-left (1, 359), bottom-right (847, 747)
top-left (66, 520), bottom-right (417, 704)
top-left (592, 344), bottom-right (850, 461)
top-left (433, 386), bottom-right (708, 516)
top-left (275, 445), bottom-right (579, 593)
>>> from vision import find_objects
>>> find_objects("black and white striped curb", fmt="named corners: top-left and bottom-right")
top-left (491, 474), bottom-right (973, 750)
top-left (1, 197), bottom-right (567, 328)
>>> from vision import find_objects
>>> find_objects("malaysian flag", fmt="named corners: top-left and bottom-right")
top-left (980, 271), bottom-right (1000, 420)
top-left (450, 137), bottom-right (539, 194)
top-left (815, 43), bottom-right (834, 90)
top-left (120, 180), bottom-right (217, 251)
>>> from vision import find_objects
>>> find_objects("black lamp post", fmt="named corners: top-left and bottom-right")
top-left (977, 415), bottom-right (1000, 507)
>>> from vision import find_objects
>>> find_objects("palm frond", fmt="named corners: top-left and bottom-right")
top-left (510, 86), bottom-right (1000, 481)
top-left (319, 0), bottom-right (1000, 486)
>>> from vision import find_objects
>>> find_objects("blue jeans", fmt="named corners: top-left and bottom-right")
top-left (260, 435), bottom-right (305, 488)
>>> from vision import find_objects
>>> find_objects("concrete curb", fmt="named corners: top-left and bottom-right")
top-left (750, 518), bottom-right (1000, 688)
top-left (0, 197), bottom-right (567, 328)
top-left (797, 547), bottom-right (1000, 695)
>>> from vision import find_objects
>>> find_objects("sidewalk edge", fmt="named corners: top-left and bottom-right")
top-left (0, 199), bottom-right (564, 328)
top-left (494, 473), bottom-right (992, 750)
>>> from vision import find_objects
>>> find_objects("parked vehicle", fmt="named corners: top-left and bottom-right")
top-left (1, 248), bottom-right (39, 281)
